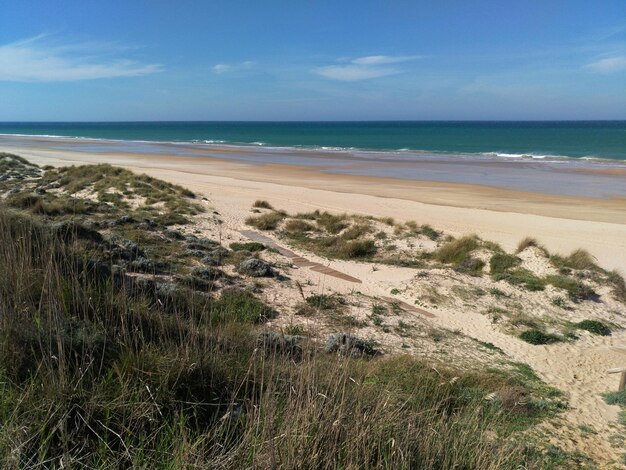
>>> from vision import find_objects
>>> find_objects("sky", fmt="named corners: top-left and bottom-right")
top-left (1, 0), bottom-right (625, 121)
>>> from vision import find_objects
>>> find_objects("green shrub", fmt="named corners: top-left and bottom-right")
top-left (546, 275), bottom-right (596, 302)
top-left (316, 212), bottom-right (348, 234)
top-left (341, 223), bottom-right (372, 240)
top-left (435, 235), bottom-right (479, 264)
top-left (603, 390), bottom-right (626, 407)
top-left (490, 253), bottom-right (521, 276)
top-left (284, 219), bottom-right (315, 234)
top-left (551, 249), bottom-right (598, 271)
top-left (252, 200), bottom-right (274, 209)
top-left (245, 211), bottom-right (286, 230)
top-left (419, 224), bottom-right (440, 240)
top-left (519, 330), bottom-right (562, 345)
top-left (516, 237), bottom-right (548, 255)
top-left (230, 242), bottom-right (266, 252)
top-left (337, 239), bottom-right (377, 259)
top-left (494, 269), bottom-right (546, 291)
top-left (305, 294), bottom-right (342, 310)
top-left (574, 320), bottom-right (611, 336)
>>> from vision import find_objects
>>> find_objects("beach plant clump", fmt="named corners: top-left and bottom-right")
top-left (252, 199), bottom-right (274, 209)
top-left (551, 249), bottom-right (598, 272)
top-left (434, 235), bottom-right (480, 265)
top-left (603, 390), bottom-right (626, 407)
top-left (245, 210), bottom-right (286, 230)
top-left (2, 161), bottom-right (203, 226)
top-left (545, 275), bottom-right (597, 302)
top-left (516, 237), bottom-right (549, 255)
top-left (276, 210), bottom-right (380, 260)
top-left (230, 241), bottom-right (266, 252)
top-left (574, 319), bottom-right (611, 336)
top-left (490, 253), bottom-right (522, 277)
top-left (519, 329), bottom-right (562, 345)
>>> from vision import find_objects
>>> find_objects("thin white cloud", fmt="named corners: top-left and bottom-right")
top-left (0, 35), bottom-right (162, 82)
top-left (212, 64), bottom-right (232, 74)
top-left (351, 55), bottom-right (423, 65)
top-left (584, 56), bottom-right (626, 73)
top-left (314, 65), bottom-right (399, 81)
top-left (212, 61), bottom-right (255, 74)
top-left (313, 54), bottom-right (422, 81)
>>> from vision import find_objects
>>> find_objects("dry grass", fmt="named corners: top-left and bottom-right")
top-left (435, 235), bottom-right (480, 264)
top-left (552, 249), bottom-right (598, 271)
top-left (516, 237), bottom-right (548, 255)
top-left (245, 211), bottom-right (286, 230)
top-left (252, 199), bottom-right (273, 209)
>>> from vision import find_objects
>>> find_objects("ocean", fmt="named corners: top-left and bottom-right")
top-left (0, 121), bottom-right (625, 161)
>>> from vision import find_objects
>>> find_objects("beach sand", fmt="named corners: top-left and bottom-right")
top-left (3, 140), bottom-right (625, 274)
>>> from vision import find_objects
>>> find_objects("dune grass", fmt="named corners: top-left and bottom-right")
top-left (0, 162), bottom-right (570, 468)
top-left (545, 275), bottom-right (597, 302)
top-left (516, 237), bottom-right (549, 255)
top-left (245, 211), bottom-right (286, 230)
top-left (551, 249), bottom-right (598, 271)
top-left (3, 155), bottom-right (614, 465)
top-left (574, 319), bottom-right (611, 336)
top-left (434, 235), bottom-right (480, 265)
top-left (252, 199), bottom-right (273, 209)
top-left (519, 329), bottom-right (563, 345)
top-left (490, 253), bottom-right (522, 277)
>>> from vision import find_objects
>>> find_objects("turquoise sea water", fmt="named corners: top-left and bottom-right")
top-left (0, 121), bottom-right (625, 161)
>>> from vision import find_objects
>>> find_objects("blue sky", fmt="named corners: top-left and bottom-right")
top-left (1, 0), bottom-right (625, 121)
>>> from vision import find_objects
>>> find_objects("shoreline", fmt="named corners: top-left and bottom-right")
top-left (3, 131), bottom-right (626, 164)
top-left (2, 134), bottom-right (625, 199)
top-left (2, 140), bottom-right (625, 273)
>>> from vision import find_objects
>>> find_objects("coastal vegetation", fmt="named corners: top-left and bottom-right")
top-left (0, 154), bottom-right (623, 467)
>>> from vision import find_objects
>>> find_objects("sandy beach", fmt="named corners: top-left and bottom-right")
top-left (2, 136), bottom-right (625, 274)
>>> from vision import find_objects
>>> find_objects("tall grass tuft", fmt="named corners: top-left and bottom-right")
top-left (435, 235), bottom-right (480, 265)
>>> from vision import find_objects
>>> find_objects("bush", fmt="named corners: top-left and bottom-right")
top-left (455, 258), bottom-right (485, 276)
top-left (551, 249), bottom-right (598, 271)
top-left (607, 270), bottom-right (626, 303)
top-left (435, 235), bottom-right (479, 265)
top-left (337, 239), bottom-right (377, 259)
top-left (494, 269), bottom-right (546, 291)
top-left (341, 223), bottom-right (372, 240)
top-left (490, 253), bottom-right (521, 276)
top-left (245, 211), bottom-right (286, 230)
top-left (546, 275), bottom-right (597, 302)
top-left (519, 330), bottom-right (562, 345)
top-left (603, 390), bottom-right (626, 407)
top-left (230, 241), bottom-right (266, 252)
top-left (419, 224), bottom-right (440, 240)
top-left (315, 212), bottom-right (348, 234)
top-left (252, 200), bottom-right (273, 209)
top-left (516, 237), bottom-right (548, 255)
top-left (284, 219), bottom-right (315, 234)
top-left (305, 294), bottom-right (343, 310)
top-left (574, 320), bottom-right (611, 336)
